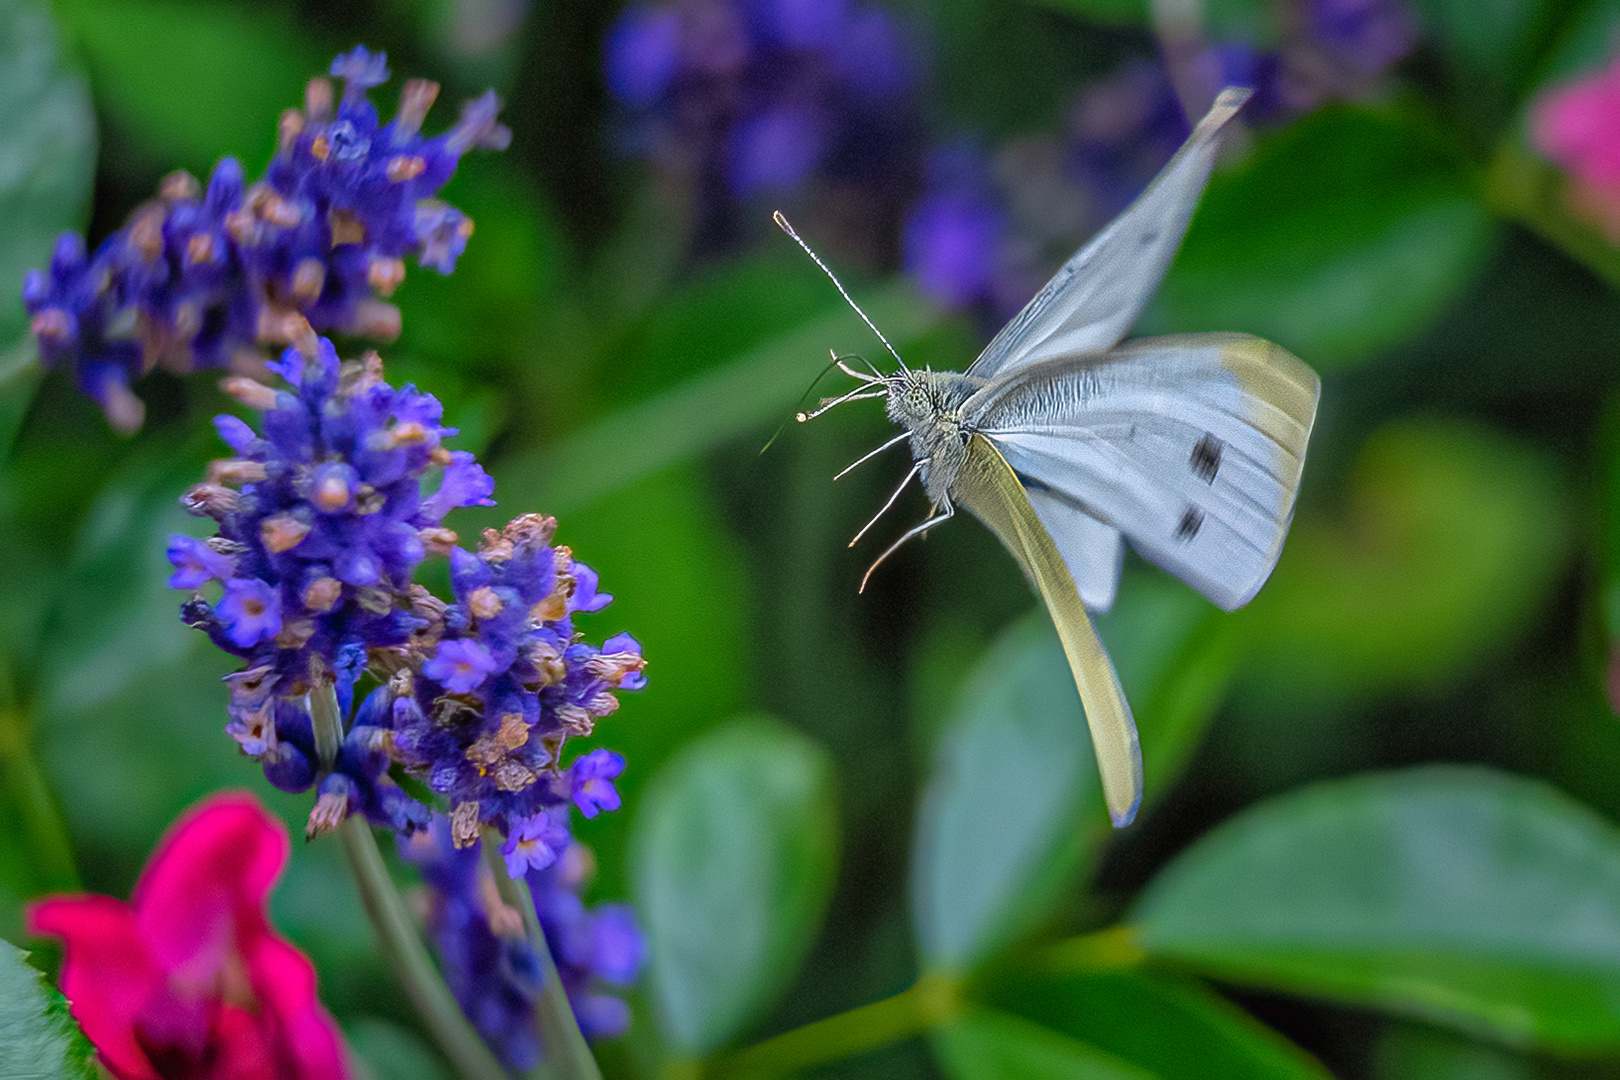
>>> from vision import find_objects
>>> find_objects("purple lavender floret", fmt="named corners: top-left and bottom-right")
top-left (529, 842), bottom-right (646, 1042)
top-left (170, 328), bottom-right (492, 831)
top-left (20, 46), bottom-right (508, 432)
top-left (400, 818), bottom-right (645, 1067)
top-left (400, 817), bottom-right (546, 1070)
top-left (603, 0), bottom-right (922, 252)
top-left (387, 513), bottom-right (647, 849)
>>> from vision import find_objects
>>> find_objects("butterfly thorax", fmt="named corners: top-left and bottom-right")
top-left (885, 369), bottom-right (982, 506)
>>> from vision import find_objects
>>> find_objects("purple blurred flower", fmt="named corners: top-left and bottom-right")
top-left (21, 46), bottom-right (507, 431)
top-left (603, 0), bottom-right (922, 254)
top-left (400, 819), bottom-right (645, 1065)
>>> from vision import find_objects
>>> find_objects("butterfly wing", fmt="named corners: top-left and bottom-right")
top-left (965, 333), bottom-right (1319, 611)
top-left (965, 87), bottom-right (1250, 382)
top-left (1023, 486), bottom-right (1125, 612)
top-left (954, 433), bottom-right (1143, 827)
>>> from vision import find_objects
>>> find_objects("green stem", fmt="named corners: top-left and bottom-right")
top-left (312, 683), bottom-right (507, 1079)
top-left (705, 972), bottom-right (963, 1079)
top-left (0, 706), bottom-right (80, 892)
top-left (484, 838), bottom-right (603, 1080)
top-left (341, 816), bottom-right (511, 1080)
top-left (1032, 925), bottom-right (1146, 974)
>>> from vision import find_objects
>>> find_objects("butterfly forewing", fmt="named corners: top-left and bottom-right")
top-left (966, 333), bottom-right (1319, 611)
top-left (965, 87), bottom-right (1252, 382)
top-left (953, 434), bottom-right (1144, 827)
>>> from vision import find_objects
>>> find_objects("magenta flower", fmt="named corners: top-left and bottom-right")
top-left (28, 792), bottom-right (348, 1080)
top-left (1533, 53), bottom-right (1620, 240)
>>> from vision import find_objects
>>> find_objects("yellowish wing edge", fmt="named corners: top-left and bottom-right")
top-left (955, 434), bottom-right (1144, 827)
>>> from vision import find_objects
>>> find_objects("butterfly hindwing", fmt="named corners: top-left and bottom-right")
top-left (966, 333), bottom-right (1320, 611)
top-left (953, 433), bottom-right (1144, 827)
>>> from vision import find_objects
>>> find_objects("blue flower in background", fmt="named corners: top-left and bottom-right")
top-left (21, 46), bottom-right (508, 431)
top-left (902, 0), bottom-right (1414, 320)
top-left (400, 819), bottom-right (645, 1067)
top-left (603, 0), bottom-right (922, 253)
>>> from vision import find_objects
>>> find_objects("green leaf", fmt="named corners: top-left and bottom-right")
top-left (1019, 0), bottom-right (1149, 26)
top-left (1134, 766), bottom-right (1620, 1051)
top-left (1021, 0), bottom-right (1275, 41)
top-left (631, 717), bottom-right (839, 1055)
top-left (1529, 0), bottom-right (1620, 86)
top-left (53, 0), bottom-right (328, 177)
top-left (0, 0), bottom-right (95, 354)
top-left (988, 969), bottom-right (1331, 1080)
top-left (1152, 107), bottom-right (1494, 370)
top-left (494, 281), bottom-right (939, 516)
top-left (346, 1017), bottom-right (451, 1080)
top-left (1239, 418), bottom-right (1569, 697)
top-left (0, 939), bottom-right (96, 1080)
top-left (933, 1008), bottom-right (1151, 1080)
top-left (911, 613), bottom-right (1100, 972)
top-left (1410, 0), bottom-right (1557, 88)
top-left (1373, 1023), bottom-right (1532, 1080)
top-left (1098, 573), bottom-right (1244, 800)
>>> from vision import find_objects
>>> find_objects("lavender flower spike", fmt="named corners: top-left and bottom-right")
top-left (170, 323), bottom-right (493, 832)
top-left (21, 46), bottom-right (508, 431)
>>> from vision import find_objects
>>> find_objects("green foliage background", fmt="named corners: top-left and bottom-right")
top-left (5, 0), bottom-right (1620, 1077)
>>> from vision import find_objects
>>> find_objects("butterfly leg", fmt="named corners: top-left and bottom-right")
top-left (859, 497), bottom-right (954, 593)
top-left (834, 430), bottom-right (912, 480)
top-left (849, 463), bottom-right (921, 548)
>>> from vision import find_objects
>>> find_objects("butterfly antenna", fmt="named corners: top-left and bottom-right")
top-left (762, 351), bottom-right (852, 453)
top-left (774, 210), bottom-right (910, 375)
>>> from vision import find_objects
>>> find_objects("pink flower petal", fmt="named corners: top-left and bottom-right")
top-left (27, 895), bottom-right (163, 1080)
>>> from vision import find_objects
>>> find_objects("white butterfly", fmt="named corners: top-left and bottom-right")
top-left (780, 87), bottom-right (1319, 827)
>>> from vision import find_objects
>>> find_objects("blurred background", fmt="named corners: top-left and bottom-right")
top-left (5, 0), bottom-right (1620, 1076)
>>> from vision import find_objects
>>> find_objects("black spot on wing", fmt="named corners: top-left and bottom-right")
top-left (1190, 432), bottom-right (1224, 483)
top-left (1140, 228), bottom-right (1160, 245)
top-left (1174, 506), bottom-right (1204, 542)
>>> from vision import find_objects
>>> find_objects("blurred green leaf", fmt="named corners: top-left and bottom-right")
top-left (1239, 418), bottom-right (1569, 697)
top-left (0, 0), bottom-right (95, 354)
top-left (1134, 766), bottom-right (1620, 1051)
top-left (1529, 0), bottom-right (1620, 86)
top-left (0, 939), bottom-right (95, 1080)
top-left (53, 0), bottom-right (327, 177)
top-left (911, 613), bottom-right (1099, 972)
top-left (1019, 0), bottom-right (1275, 41)
top-left (1100, 572), bottom-right (1244, 803)
top-left (988, 969), bottom-right (1331, 1079)
top-left (1017, 0), bottom-right (1148, 26)
top-left (1153, 107), bottom-right (1494, 369)
top-left (631, 717), bottom-right (839, 1055)
top-left (932, 1008), bottom-right (1151, 1080)
top-left (530, 464), bottom-right (751, 903)
top-left (1373, 1023), bottom-right (1532, 1080)
top-left (1411, 0), bottom-right (1557, 89)
top-left (346, 1017), bottom-right (451, 1080)
top-left (496, 281), bottom-right (938, 516)
top-left (38, 439), bottom-right (208, 716)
